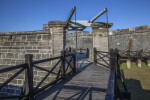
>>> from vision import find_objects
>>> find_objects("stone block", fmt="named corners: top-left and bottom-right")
top-left (26, 35), bottom-right (37, 41)
top-left (34, 75), bottom-right (41, 82)
top-left (147, 59), bottom-right (150, 67)
top-left (29, 42), bottom-right (39, 46)
top-left (17, 79), bottom-right (23, 85)
top-left (35, 54), bottom-right (42, 59)
top-left (37, 71), bottom-right (47, 77)
top-left (127, 59), bottom-right (131, 69)
top-left (137, 59), bottom-right (142, 67)
top-left (16, 60), bottom-right (24, 65)
top-left (6, 53), bottom-right (14, 58)
top-left (37, 35), bottom-right (42, 40)
top-left (26, 50), bottom-right (39, 53)
top-left (42, 35), bottom-right (50, 40)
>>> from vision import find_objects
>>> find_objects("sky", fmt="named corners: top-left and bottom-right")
top-left (0, 0), bottom-right (150, 32)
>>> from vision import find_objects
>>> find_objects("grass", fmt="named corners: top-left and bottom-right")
top-left (118, 61), bottom-right (150, 100)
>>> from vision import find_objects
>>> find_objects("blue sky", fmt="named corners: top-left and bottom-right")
top-left (0, 0), bottom-right (150, 32)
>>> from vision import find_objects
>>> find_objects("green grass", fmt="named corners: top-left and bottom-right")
top-left (118, 63), bottom-right (150, 100)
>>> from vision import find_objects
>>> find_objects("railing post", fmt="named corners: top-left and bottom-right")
top-left (24, 54), bottom-right (34, 100)
top-left (115, 49), bottom-right (120, 78)
top-left (93, 48), bottom-right (97, 64)
top-left (86, 48), bottom-right (89, 58)
top-left (72, 53), bottom-right (76, 73)
top-left (69, 47), bottom-right (71, 52)
top-left (110, 49), bottom-right (117, 70)
top-left (61, 51), bottom-right (66, 78)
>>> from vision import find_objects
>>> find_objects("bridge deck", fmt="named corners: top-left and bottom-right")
top-left (35, 59), bottom-right (110, 100)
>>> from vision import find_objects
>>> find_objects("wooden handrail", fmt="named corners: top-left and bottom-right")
top-left (0, 52), bottom-right (76, 100)
top-left (0, 63), bottom-right (27, 73)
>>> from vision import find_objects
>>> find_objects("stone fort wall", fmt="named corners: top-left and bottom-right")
top-left (109, 25), bottom-right (150, 52)
top-left (66, 31), bottom-right (93, 49)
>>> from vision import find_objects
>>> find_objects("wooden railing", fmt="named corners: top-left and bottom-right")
top-left (93, 48), bottom-right (131, 100)
top-left (0, 52), bottom-right (76, 100)
top-left (93, 48), bottom-right (110, 69)
top-left (67, 47), bottom-right (89, 58)
top-left (0, 64), bottom-right (28, 99)
top-left (104, 49), bottom-right (130, 100)
top-left (119, 50), bottom-right (150, 59)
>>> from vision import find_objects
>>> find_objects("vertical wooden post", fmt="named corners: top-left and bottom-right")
top-left (61, 51), bottom-right (66, 78)
top-left (72, 53), bottom-right (76, 73)
top-left (93, 48), bottom-right (97, 64)
top-left (109, 49), bottom-right (118, 98)
top-left (110, 49), bottom-right (117, 70)
top-left (69, 47), bottom-right (71, 52)
top-left (86, 48), bottom-right (89, 58)
top-left (115, 49), bottom-right (120, 78)
top-left (25, 54), bottom-right (34, 100)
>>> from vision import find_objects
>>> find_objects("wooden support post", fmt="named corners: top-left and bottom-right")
top-left (115, 49), bottom-right (120, 78)
top-left (25, 54), bottom-right (34, 100)
top-left (110, 49), bottom-right (117, 70)
top-left (126, 59), bottom-right (131, 69)
top-left (69, 47), bottom-right (71, 52)
top-left (86, 48), bottom-right (89, 58)
top-left (72, 53), bottom-right (76, 73)
top-left (61, 51), bottom-right (66, 78)
top-left (93, 48), bottom-right (97, 64)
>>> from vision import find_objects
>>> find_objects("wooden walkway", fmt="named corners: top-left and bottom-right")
top-left (35, 59), bottom-right (110, 100)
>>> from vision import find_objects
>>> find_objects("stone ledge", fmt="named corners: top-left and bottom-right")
top-left (91, 22), bottom-right (113, 28)
top-left (0, 31), bottom-right (49, 36)
top-left (48, 21), bottom-right (67, 27)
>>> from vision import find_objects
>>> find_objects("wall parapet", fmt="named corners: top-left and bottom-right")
top-left (0, 30), bottom-right (48, 36)
top-left (110, 24), bottom-right (150, 35)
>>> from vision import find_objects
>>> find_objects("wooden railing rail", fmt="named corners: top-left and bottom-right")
top-left (0, 64), bottom-right (28, 99)
top-left (0, 52), bottom-right (76, 100)
top-left (119, 50), bottom-right (150, 59)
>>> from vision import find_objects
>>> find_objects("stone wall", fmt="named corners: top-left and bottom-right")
top-left (0, 31), bottom-right (52, 68)
top-left (109, 25), bottom-right (150, 52)
top-left (66, 31), bottom-right (93, 49)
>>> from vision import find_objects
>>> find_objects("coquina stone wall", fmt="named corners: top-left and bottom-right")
top-left (109, 25), bottom-right (150, 52)
top-left (66, 31), bottom-right (93, 49)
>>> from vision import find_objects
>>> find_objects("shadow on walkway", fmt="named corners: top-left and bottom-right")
top-left (35, 60), bottom-right (109, 100)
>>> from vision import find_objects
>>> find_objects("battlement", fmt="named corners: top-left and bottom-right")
top-left (110, 24), bottom-right (150, 35)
